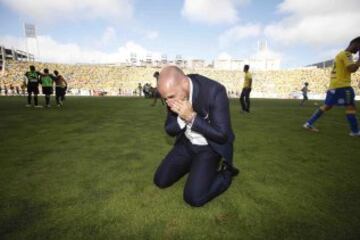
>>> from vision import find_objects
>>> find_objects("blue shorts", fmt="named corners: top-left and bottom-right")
top-left (324, 87), bottom-right (355, 106)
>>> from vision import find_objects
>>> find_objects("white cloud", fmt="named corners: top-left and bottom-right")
top-left (217, 52), bottom-right (232, 60)
top-left (219, 23), bottom-right (261, 47)
top-left (100, 27), bottom-right (117, 46)
top-left (0, 35), bottom-right (26, 51)
top-left (264, 0), bottom-right (360, 46)
top-left (181, 0), bottom-right (249, 24)
top-left (0, 35), bottom-right (160, 64)
top-left (0, 0), bottom-right (134, 22)
top-left (117, 41), bottom-right (161, 61)
top-left (277, 0), bottom-right (360, 16)
top-left (251, 47), bottom-right (282, 61)
top-left (216, 46), bottom-right (282, 61)
top-left (131, 29), bottom-right (159, 40)
top-left (145, 31), bottom-right (159, 40)
top-left (317, 48), bottom-right (344, 61)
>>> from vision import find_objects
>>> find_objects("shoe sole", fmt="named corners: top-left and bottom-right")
top-left (303, 125), bottom-right (319, 132)
top-left (349, 133), bottom-right (360, 137)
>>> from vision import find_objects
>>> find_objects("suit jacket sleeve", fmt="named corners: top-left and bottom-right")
top-left (191, 86), bottom-right (230, 144)
top-left (164, 107), bottom-right (184, 137)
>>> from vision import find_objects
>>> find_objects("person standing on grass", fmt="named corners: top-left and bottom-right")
top-left (15, 85), bottom-right (20, 96)
top-left (303, 36), bottom-right (360, 136)
top-left (138, 83), bottom-right (143, 97)
top-left (40, 68), bottom-right (54, 108)
top-left (24, 65), bottom-right (42, 108)
top-left (21, 82), bottom-right (26, 96)
top-left (53, 70), bottom-right (68, 107)
top-left (153, 66), bottom-right (239, 207)
top-left (9, 84), bottom-right (14, 96)
top-left (240, 65), bottom-right (252, 113)
top-left (300, 82), bottom-right (310, 106)
top-left (151, 71), bottom-right (165, 106)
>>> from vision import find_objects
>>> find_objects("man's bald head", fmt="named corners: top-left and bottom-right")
top-left (158, 66), bottom-right (188, 100)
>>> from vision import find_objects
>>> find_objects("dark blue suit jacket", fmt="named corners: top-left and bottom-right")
top-left (164, 74), bottom-right (235, 165)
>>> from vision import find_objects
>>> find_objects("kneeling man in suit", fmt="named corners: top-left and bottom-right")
top-left (154, 66), bottom-right (239, 207)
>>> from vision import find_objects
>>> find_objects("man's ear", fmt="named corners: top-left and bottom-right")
top-left (181, 77), bottom-right (188, 91)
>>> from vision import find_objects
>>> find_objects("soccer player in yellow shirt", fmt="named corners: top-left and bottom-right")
top-left (304, 37), bottom-right (360, 136)
top-left (240, 65), bottom-right (252, 113)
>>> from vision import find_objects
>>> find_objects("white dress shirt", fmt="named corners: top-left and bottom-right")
top-left (177, 78), bottom-right (208, 146)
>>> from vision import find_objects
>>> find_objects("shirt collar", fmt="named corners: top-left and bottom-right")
top-left (188, 77), bottom-right (193, 104)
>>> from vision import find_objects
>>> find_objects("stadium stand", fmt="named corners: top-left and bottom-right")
top-left (1, 60), bottom-right (359, 98)
top-left (306, 59), bottom-right (334, 69)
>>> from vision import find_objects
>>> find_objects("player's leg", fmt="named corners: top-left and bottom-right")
top-left (44, 87), bottom-right (52, 107)
top-left (26, 88), bottom-right (32, 106)
top-left (304, 90), bottom-right (335, 131)
top-left (304, 104), bottom-right (332, 131)
top-left (45, 94), bottom-right (50, 106)
top-left (61, 88), bottom-right (66, 102)
top-left (47, 94), bottom-right (51, 106)
top-left (55, 87), bottom-right (60, 105)
top-left (245, 88), bottom-right (251, 112)
top-left (344, 88), bottom-right (359, 136)
top-left (33, 86), bottom-right (40, 107)
top-left (33, 94), bottom-right (38, 105)
top-left (240, 88), bottom-right (246, 111)
top-left (60, 88), bottom-right (65, 105)
top-left (300, 94), bottom-right (307, 106)
top-left (346, 106), bottom-right (359, 136)
top-left (151, 96), bottom-right (157, 106)
top-left (158, 90), bottom-right (165, 105)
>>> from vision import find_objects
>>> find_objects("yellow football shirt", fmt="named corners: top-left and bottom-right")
top-left (329, 51), bottom-right (354, 89)
top-left (243, 72), bottom-right (252, 88)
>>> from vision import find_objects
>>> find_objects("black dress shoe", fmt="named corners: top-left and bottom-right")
top-left (220, 163), bottom-right (240, 177)
top-left (229, 166), bottom-right (240, 177)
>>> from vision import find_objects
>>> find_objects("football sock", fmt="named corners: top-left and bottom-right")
top-left (346, 112), bottom-right (359, 133)
top-left (307, 108), bottom-right (324, 125)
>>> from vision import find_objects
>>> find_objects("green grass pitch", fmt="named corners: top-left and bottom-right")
top-left (0, 96), bottom-right (359, 240)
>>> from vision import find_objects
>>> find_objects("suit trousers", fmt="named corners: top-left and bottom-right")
top-left (154, 137), bottom-right (232, 207)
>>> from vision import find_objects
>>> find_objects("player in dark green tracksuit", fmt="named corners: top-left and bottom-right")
top-left (24, 65), bottom-right (41, 107)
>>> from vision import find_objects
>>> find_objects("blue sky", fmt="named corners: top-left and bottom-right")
top-left (0, 0), bottom-right (359, 68)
